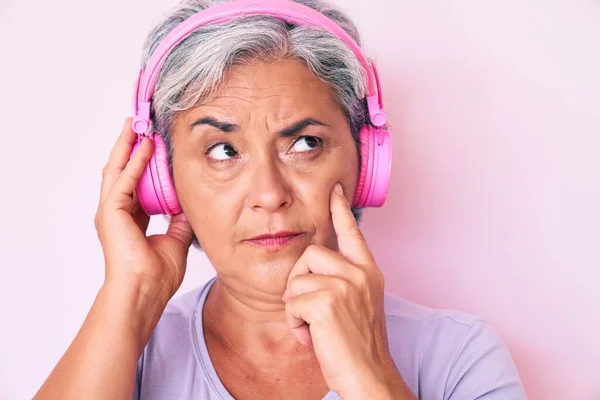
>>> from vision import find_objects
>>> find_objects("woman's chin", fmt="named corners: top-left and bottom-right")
top-left (238, 256), bottom-right (302, 298)
top-left (216, 233), bottom-right (322, 299)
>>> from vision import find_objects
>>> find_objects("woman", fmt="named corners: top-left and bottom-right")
top-left (35, 0), bottom-right (526, 399)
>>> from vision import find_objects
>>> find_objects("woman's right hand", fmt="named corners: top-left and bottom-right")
top-left (34, 118), bottom-right (196, 399)
top-left (94, 117), bottom-right (195, 303)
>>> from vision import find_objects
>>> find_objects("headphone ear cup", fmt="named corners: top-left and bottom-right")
top-left (151, 133), bottom-right (182, 215)
top-left (131, 132), bottom-right (182, 216)
top-left (352, 125), bottom-right (373, 208)
top-left (352, 125), bottom-right (392, 208)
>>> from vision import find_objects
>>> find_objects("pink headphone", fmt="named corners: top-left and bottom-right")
top-left (130, 0), bottom-right (392, 215)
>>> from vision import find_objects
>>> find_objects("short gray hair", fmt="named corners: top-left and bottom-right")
top-left (139, 0), bottom-right (370, 229)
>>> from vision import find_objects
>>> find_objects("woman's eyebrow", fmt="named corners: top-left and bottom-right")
top-left (188, 116), bottom-right (329, 136)
top-left (189, 117), bottom-right (238, 133)
top-left (278, 118), bottom-right (329, 137)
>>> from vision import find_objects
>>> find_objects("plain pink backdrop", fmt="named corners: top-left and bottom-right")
top-left (0, 0), bottom-right (598, 399)
top-left (356, 2), bottom-right (600, 399)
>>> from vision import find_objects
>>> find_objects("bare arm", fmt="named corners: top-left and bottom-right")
top-left (34, 118), bottom-right (194, 399)
top-left (34, 282), bottom-right (168, 399)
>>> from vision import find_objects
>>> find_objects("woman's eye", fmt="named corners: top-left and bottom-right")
top-left (207, 143), bottom-right (238, 160)
top-left (291, 136), bottom-right (321, 153)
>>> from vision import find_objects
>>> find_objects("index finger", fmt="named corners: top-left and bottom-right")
top-left (330, 183), bottom-right (374, 267)
top-left (99, 117), bottom-right (140, 203)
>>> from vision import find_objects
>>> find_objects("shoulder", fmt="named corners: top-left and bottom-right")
top-left (147, 280), bottom-right (212, 341)
top-left (383, 292), bottom-right (484, 350)
top-left (134, 281), bottom-right (215, 400)
top-left (383, 292), bottom-right (526, 400)
top-left (142, 282), bottom-right (209, 358)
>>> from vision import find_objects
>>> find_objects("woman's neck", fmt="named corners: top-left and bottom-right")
top-left (203, 276), bottom-right (311, 361)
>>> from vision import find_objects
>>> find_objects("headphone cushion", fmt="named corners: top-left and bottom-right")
top-left (365, 127), bottom-right (392, 207)
top-left (131, 133), bottom-right (182, 216)
top-left (150, 133), bottom-right (182, 215)
top-left (352, 125), bottom-right (392, 208)
top-left (352, 125), bottom-right (374, 208)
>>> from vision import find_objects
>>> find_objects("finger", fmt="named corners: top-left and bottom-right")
top-left (284, 273), bottom-right (347, 302)
top-left (285, 290), bottom-right (331, 345)
top-left (166, 213), bottom-right (195, 247)
top-left (283, 245), bottom-right (362, 299)
top-left (330, 183), bottom-right (374, 266)
top-left (131, 191), bottom-right (150, 233)
top-left (105, 137), bottom-right (153, 208)
top-left (99, 117), bottom-right (142, 203)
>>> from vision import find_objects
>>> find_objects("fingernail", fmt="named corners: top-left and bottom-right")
top-left (282, 288), bottom-right (291, 302)
top-left (334, 183), bottom-right (343, 195)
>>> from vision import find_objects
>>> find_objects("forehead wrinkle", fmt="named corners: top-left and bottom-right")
top-left (219, 81), bottom-right (306, 97)
top-left (210, 93), bottom-right (255, 105)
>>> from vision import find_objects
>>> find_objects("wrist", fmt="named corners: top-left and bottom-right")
top-left (99, 278), bottom-right (170, 346)
top-left (103, 271), bottom-right (174, 307)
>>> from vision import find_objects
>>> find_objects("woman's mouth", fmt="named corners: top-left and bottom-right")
top-left (243, 231), bottom-right (304, 250)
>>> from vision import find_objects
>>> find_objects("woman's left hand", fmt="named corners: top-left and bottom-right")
top-left (282, 183), bottom-right (415, 400)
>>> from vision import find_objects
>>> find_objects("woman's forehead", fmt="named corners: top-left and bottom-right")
top-left (187, 60), bottom-right (341, 119)
top-left (219, 60), bottom-right (333, 99)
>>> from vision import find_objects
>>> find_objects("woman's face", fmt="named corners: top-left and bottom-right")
top-left (170, 59), bottom-right (359, 300)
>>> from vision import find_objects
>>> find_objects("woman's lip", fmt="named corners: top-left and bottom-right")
top-left (243, 233), bottom-right (304, 250)
top-left (247, 231), bottom-right (303, 240)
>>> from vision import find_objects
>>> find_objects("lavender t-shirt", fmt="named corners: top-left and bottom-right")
top-left (133, 278), bottom-right (526, 399)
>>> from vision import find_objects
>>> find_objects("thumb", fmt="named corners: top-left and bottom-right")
top-left (292, 323), bottom-right (313, 346)
top-left (166, 213), bottom-right (195, 247)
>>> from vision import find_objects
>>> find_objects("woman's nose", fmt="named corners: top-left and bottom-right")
top-left (246, 157), bottom-right (293, 213)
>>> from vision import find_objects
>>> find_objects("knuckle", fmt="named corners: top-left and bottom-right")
top-left (284, 298), bottom-right (295, 313)
top-left (335, 278), bottom-right (350, 297)
top-left (122, 173), bottom-right (137, 187)
top-left (131, 155), bottom-right (149, 171)
top-left (304, 244), bottom-right (321, 258)
top-left (132, 150), bottom-right (147, 162)
top-left (94, 209), bottom-right (105, 231)
top-left (126, 157), bottom-right (141, 170)
top-left (289, 276), bottom-right (301, 294)
top-left (356, 268), bottom-right (369, 286)
top-left (102, 165), bottom-right (120, 181)
top-left (321, 291), bottom-right (337, 315)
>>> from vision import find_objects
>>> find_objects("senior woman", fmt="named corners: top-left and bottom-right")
top-left (36, 0), bottom-right (526, 399)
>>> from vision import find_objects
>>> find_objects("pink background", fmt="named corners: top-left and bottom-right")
top-left (0, 0), bottom-right (598, 399)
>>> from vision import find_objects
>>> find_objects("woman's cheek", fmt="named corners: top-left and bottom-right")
top-left (299, 182), bottom-right (338, 247)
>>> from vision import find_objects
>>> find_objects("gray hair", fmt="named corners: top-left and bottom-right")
top-left (139, 0), bottom-right (371, 244)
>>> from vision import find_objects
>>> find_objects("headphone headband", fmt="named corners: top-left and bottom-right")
top-left (132, 0), bottom-right (387, 135)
